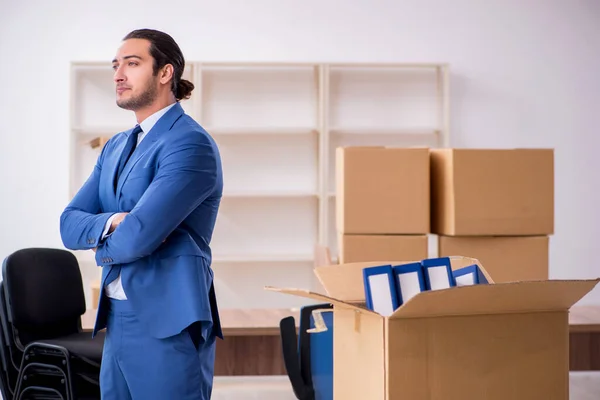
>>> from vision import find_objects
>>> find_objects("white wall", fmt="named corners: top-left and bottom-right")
top-left (1, 0), bottom-right (599, 304)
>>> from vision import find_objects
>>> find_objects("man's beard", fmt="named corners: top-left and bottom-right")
top-left (117, 76), bottom-right (158, 111)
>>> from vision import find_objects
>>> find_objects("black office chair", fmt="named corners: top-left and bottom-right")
top-left (0, 281), bottom-right (77, 400)
top-left (2, 248), bottom-right (105, 399)
top-left (0, 285), bottom-right (16, 397)
top-left (0, 299), bottom-right (12, 399)
top-left (280, 303), bottom-right (334, 400)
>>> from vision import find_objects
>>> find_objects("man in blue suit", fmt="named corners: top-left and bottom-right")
top-left (60, 29), bottom-right (223, 399)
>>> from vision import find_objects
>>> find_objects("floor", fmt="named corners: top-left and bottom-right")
top-left (212, 376), bottom-right (295, 400)
top-left (210, 373), bottom-right (600, 400)
top-left (570, 372), bottom-right (600, 400)
top-left (1, 372), bottom-right (597, 399)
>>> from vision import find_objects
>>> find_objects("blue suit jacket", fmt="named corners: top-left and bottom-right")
top-left (60, 103), bottom-right (223, 341)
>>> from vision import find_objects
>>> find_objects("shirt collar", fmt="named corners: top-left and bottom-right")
top-left (138, 102), bottom-right (177, 134)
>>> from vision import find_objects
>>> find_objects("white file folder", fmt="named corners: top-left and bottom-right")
top-left (453, 264), bottom-right (488, 286)
top-left (420, 257), bottom-right (456, 291)
top-left (363, 265), bottom-right (399, 316)
top-left (392, 262), bottom-right (425, 306)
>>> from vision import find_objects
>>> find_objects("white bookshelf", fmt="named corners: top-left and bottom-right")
top-left (69, 61), bottom-right (449, 310)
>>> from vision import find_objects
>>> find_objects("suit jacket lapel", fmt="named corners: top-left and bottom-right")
top-left (98, 132), bottom-right (131, 209)
top-left (115, 103), bottom-right (185, 199)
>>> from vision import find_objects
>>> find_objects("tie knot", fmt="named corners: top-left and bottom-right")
top-left (131, 125), bottom-right (143, 137)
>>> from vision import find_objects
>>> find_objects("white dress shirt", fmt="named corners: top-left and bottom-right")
top-left (103, 102), bottom-right (177, 300)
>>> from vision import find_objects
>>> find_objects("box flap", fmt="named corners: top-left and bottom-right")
top-left (313, 244), bottom-right (333, 268)
top-left (390, 279), bottom-right (600, 319)
top-left (444, 255), bottom-right (495, 283)
top-left (314, 260), bottom-right (414, 302)
top-left (264, 286), bottom-right (378, 316)
top-left (314, 256), bottom-right (487, 301)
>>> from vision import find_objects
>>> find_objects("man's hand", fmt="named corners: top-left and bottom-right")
top-left (108, 212), bottom-right (128, 234)
top-left (93, 212), bottom-right (129, 253)
top-left (92, 212), bottom-right (128, 253)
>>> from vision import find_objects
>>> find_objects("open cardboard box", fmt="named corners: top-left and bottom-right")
top-left (266, 256), bottom-right (599, 400)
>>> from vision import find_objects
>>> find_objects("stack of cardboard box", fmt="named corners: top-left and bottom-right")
top-left (286, 146), bottom-right (583, 399)
top-left (431, 148), bottom-right (554, 282)
top-left (335, 147), bottom-right (430, 263)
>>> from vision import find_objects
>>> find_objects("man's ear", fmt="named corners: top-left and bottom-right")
top-left (160, 64), bottom-right (174, 85)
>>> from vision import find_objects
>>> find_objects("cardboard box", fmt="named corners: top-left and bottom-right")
top-left (266, 257), bottom-right (599, 400)
top-left (430, 148), bottom-right (554, 236)
top-left (338, 234), bottom-right (428, 264)
top-left (439, 235), bottom-right (549, 282)
top-left (336, 147), bottom-right (429, 234)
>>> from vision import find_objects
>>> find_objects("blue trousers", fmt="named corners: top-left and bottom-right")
top-left (100, 299), bottom-right (216, 399)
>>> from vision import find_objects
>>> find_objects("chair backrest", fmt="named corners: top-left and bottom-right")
top-left (2, 248), bottom-right (86, 344)
top-left (0, 283), bottom-right (13, 357)
top-left (280, 303), bottom-right (335, 400)
top-left (308, 309), bottom-right (333, 400)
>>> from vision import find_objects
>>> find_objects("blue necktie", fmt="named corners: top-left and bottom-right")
top-left (106, 125), bottom-right (142, 287)
top-left (114, 125), bottom-right (142, 191)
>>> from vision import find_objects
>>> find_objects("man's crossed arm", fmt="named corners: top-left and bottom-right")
top-left (60, 138), bottom-right (218, 266)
